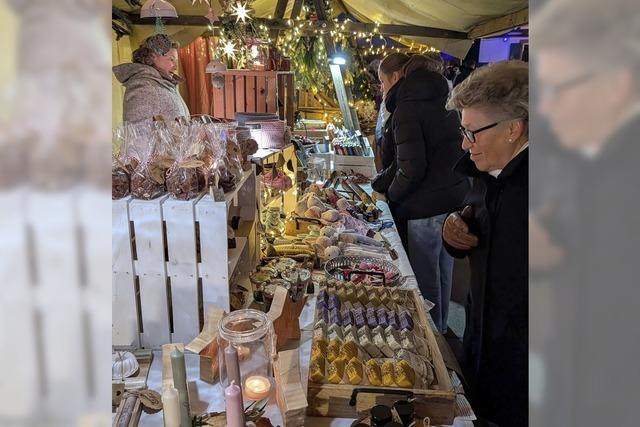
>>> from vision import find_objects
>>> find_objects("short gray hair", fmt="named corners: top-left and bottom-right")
top-left (446, 60), bottom-right (528, 126)
top-left (132, 34), bottom-right (180, 66)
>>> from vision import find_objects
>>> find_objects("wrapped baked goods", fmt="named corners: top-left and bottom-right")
top-left (165, 122), bottom-right (207, 200)
top-left (130, 121), bottom-right (170, 200)
top-left (112, 124), bottom-right (130, 199)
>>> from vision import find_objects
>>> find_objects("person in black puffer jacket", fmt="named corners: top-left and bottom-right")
top-left (377, 54), bottom-right (469, 333)
top-left (371, 53), bottom-right (409, 194)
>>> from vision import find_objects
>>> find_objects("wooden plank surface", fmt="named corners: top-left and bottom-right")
top-left (235, 75), bottom-right (246, 113)
top-left (113, 196), bottom-right (140, 347)
top-left (266, 76), bottom-right (277, 113)
top-left (212, 82), bottom-right (225, 119)
top-left (277, 73), bottom-right (286, 121)
top-left (256, 76), bottom-right (267, 113)
top-left (225, 74), bottom-right (235, 119)
top-left (195, 196), bottom-right (231, 312)
top-left (285, 73), bottom-right (295, 127)
top-left (469, 7), bottom-right (528, 39)
top-left (246, 75), bottom-right (257, 112)
top-left (163, 197), bottom-right (201, 344)
top-left (129, 196), bottom-right (171, 348)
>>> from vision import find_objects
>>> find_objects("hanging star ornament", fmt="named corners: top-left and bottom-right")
top-left (231, 1), bottom-right (252, 23)
top-left (222, 39), bottom-right (237, 59)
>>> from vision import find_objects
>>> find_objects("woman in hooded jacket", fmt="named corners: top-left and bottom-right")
top-left (371, 53), bottom-right (409, 194)
top-left (113, 34), bottom-right (190, 123)
top-left (378, 54), bottom-right (469, 333)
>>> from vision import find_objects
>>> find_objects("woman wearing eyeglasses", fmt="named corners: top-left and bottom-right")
top-left (113, 34), bottom-right (190, 123)
top-left (443, 60), bottom-right (528, 427)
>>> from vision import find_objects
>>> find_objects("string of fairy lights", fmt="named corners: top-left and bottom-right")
top-left (197, 1), bottom-right (440, 126)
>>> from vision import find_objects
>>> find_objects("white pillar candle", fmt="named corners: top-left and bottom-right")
top-left (162, 386), bottom-right (180, 427)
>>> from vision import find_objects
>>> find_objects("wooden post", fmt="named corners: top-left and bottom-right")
top-left (274, 348), bottom-right (307, 426)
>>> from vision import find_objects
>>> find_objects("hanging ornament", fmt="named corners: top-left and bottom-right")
top-left (205, 7), bottom-right (218, 25)
top-left (231, 1), bottom-right (252, 23)
top-left (222, 39), bottom-right (237, 59)
top-left (154, 17), bottom-right (166, 34)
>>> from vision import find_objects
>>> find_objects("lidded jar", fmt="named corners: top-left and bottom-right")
top-left (218, 309), bottom-right (276, 402)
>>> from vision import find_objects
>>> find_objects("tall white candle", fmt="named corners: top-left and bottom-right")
top-left (162, 386), bottom-right (180, 427)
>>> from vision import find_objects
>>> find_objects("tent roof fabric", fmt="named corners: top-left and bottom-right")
top-left (114, 0), bottom-right (528, 57)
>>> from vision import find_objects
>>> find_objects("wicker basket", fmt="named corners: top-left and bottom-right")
top-left (247, 120), bottom-right (286, 149)
top-left (324, 255), bottom-right (402, 287)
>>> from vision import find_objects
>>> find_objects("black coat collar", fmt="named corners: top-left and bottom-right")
top-left (454, 147), bottom-right (529, 181)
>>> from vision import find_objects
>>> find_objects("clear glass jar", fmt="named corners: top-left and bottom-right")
top-left (218, 309), bottom-right (276, 402)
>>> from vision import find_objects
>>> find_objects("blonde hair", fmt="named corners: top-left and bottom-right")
top-left (446, 60), bottom-right (529, 124)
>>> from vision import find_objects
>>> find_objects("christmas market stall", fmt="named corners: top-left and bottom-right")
top-left (111, 0), bottom-right (528, 425)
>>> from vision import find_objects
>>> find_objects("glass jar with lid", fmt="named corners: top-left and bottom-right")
top-left (218, 309), bottom-right (276, 403)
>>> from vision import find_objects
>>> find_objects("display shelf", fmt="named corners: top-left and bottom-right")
top-left (112, 167), bottom-right (259, 349)
top-left (227, 236), bottom-right (248, 276)
top-left (225, 168), bottom-right (254, 208)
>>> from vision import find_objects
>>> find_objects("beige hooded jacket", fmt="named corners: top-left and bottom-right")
top-left (113, 63), bottom-right (190, 123)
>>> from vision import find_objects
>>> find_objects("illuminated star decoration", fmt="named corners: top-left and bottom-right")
top-left (231, 1), bottom-right (252, 23)
top-left (192, 0), bottom-right (210, 5)
top-left (221, 39), bottom-right (237, 59)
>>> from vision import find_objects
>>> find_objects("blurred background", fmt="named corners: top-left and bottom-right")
top-left (0, 0), bottom-right (111, 426)
top-left (530, 0), bottom-right (640, 426)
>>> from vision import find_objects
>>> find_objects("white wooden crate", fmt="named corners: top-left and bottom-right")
top-left (112, 169), bottom-right (258, 349)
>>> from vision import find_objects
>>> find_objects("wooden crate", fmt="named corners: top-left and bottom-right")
top-left (112, 168), bottom-right (258, 349)
top-left (306, 288), bottom-right (456, 425)
top-left (211, 70), bottom-right (296, 127)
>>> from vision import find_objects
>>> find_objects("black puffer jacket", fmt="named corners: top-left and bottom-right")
top-left (386, 69), bottom-right (469, 221)
top-left (371, 81), bottom-right (401, 194)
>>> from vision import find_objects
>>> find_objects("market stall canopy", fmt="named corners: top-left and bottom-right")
top-left (113, 0), bottom-right (528, 57)
top-left (341, 0), bottom-right (527, 57)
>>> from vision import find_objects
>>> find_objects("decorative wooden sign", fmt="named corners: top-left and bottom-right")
top-left (186, 306), bottom-right (226, 383)
top-left (267, 286), bottom-right (307, 351)
top-left (273, 348), bottom-right (308, 427)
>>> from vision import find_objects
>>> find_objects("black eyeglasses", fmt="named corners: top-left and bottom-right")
top-left (459, 122), bottom-right (501, 143)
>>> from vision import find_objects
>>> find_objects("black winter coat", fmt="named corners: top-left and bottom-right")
top-left (385, 69), bottom-right (469, 222)
top-left (371, 81), bottom-right (400, 194)
top-left (444, 149), bottom-right (528, 426)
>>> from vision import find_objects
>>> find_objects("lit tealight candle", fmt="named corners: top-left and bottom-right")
top-left (244, 375), bottom-right (272, 400)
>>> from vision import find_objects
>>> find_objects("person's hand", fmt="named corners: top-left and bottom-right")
top-left (443, 212), bottom-right (479, 250)
top-left (529, 214), bottom-right (565, 271)
top-left (372, 191), bottom-right (387, 203)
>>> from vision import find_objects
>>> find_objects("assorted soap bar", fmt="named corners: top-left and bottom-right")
top-left (311, 283), bottom-right (434, 389)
